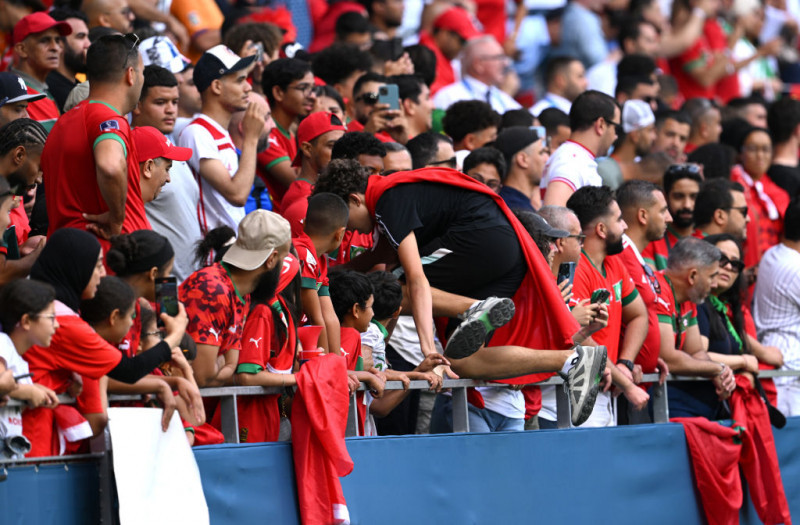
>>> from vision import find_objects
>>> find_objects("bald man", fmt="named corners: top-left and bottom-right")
top-left (82, 0), bottom-right (134, 33)
top-left (433, 35), bottom-right (521, 113)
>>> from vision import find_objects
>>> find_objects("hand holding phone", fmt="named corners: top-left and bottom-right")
top-left (557, 262), bottom-right (576, 288)
top-left (155, 277), bottom-right (179, 327)
top-left (590, 288), bottom-right (611, 304)
top-left (378, 84), bottom-right (400, 111)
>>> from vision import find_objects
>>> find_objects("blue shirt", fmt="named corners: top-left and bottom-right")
top-left (499, 186), bottom-right (536, 213)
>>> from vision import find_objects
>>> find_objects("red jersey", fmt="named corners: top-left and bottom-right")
top-left (654, 272), bottom-right (697, 350)
top-left (281, 178), bottom-right (313, 212)
top-left (345, 119), bottom-right (394, 142)
top-left (330, 230), bottom-right (373, 266)
top-left (571, 250), bottom-right (639, 363)
top-left (179, 262), bottom-right (249, 354)
top-left (612, 239), bottom-right (661, 373)
top-left (118, 301), bottom-right (144, 358)
top-left (641, 225), bottom-right (704, 270)
top-left (419, 32), bottom-right (456, 96)
top-left (294, 232), bottom-right (330, 296)
top-left (257, 123), bottom-right (296, 213)
top-left (668, 23), bottom-right (717, 100)
top-left (705, 19), bottom-right (740, 103)
top-left (43, 100), bottom-right (150, 242)
top-left (9, 205), bottom-right (29, 246)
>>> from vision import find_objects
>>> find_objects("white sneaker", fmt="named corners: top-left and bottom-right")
top-left (559, 345), bottom-right (607, 426)
top-left (444, 297), bottom-right (515, 360)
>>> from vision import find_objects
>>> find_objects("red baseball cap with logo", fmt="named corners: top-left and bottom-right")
top-left (13, 12), bottom-right (72, 44)
top-left (292, 112), bottom-right (346, 167)
top-left (133, 126), bottom-right (192, 163)
top-left (433, 7), bottom-right (481, 41)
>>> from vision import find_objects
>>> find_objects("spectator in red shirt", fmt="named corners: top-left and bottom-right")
top-left (345, 72), bottom-right (401, 142)
top-left (419, 7), bottom-right (481, 95)
top-left (693, 178), bottom-right (750, 239)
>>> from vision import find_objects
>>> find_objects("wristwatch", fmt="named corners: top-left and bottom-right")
top-left (617, 359), bottom-right (635, 372)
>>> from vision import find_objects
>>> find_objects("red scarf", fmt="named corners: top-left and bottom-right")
top-left (365, 168), bottom-right (579, 384)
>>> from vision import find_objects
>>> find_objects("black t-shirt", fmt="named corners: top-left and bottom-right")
top-left (46, 70), bottom-right (77, 113)
top-left (768, 164), bottom-right (800, 199)
top-left (374, 182), bottom-right (510, 250)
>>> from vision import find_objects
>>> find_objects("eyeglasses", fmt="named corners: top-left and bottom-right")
top-left (34, 313), bottom-right (57, 325)
top-left (719, 254), bottom-right (745, 273)
top-left (479, 54), bottom-right (508, 62)
top-left (356, 92), bottom-right (380, 105)
top-left (470, 173), bottom-right (502, 191)
top-left (726, 205), bottom-right (748, 217)
top-left (429, 156), bottom-right (457, 169)
top-left (642, 263), bottom-right (662, 294)
top-left (603, 117), bottom-right (623, 135)
top-left (289, 83), bottom-right (315, 96)
top-left (567, 234), bottom-right (586, 245)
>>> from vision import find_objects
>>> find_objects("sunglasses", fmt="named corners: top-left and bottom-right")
top-left (357, 92), bottom-right (380, 105)
top-left (603, 117), bottom-right (623, 135)
top-left (665, 163), bottom-right (702, 177)
top-left (429, 156), bottom-right (457, 169)
top-left (719, 254), bottom-right (745, 273)
top-left (726, 205), bottom-right (748, 217)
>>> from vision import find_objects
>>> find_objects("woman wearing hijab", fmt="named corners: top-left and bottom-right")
top-left (22, 228), bottom-right (189, 457)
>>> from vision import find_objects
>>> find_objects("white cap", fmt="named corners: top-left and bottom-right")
top-left (622, 99), bottom-right (655, 133)
top-left (139, 36), bottom-right (191, 74)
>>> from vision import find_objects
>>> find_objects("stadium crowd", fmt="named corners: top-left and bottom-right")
top-left (0, 0), bottom-right (797, 482)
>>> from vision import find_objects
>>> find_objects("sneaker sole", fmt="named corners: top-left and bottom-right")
top-left (572, 348), bottom-right (607, 427)
top-left (444, 299), bottom-right (516, 360)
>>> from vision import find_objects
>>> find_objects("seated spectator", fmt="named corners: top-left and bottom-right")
top-left (693, 178), bottom-right (749, 239)
top-left (463, 146), bottom-right (505, 194)
top-left (767, 97), bottom-right (800, 198)
top-left (537, 107), bottom-right (571, 152)
top-left (494, 126), bottom-right (548, 211)
top-left (656, 237), bottom-right (736, 418)
top-left (178, 45), bottom-right (263, 233)
top-left (180, 210), bottom-right (291, 387)
top-left (441, 100), bottom-right (500, 169)
top-left (0, 279), bottom-right (60, 457)
top-left (406, 131), bottom-right (455, 170)
top-left (294, 193), bottom-right (348, 354)
top-left (652, 110), bottom-right (691, 163)
top-left (597, 99), bottom-right (657, 190)
top-left (24, 228), bottom-right (186, 456)
top-left (541, 90), bottom-right (620, 207)
top-left (433, 35), bottom-right (521, 114)
top-left (682, 98), bottom-right (722, 154)
top-left (381, 142), bottom-right (412, 174)
top-left (418, 7), bottom-right (481, 95)
top-left (530, 56), bottom-right (587, 118)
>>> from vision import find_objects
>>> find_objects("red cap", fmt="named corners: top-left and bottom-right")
top-left (13, 12), bottom-right (72, 44)
top-left (433, 7), bottom-right (481, 41)
top-left (292, 112), bottom-right (346, 167)
top-left (132, 126), bottom-right (192, 163)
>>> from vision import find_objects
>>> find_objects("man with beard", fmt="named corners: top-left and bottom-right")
top-left (564, 186), bottom-right (649, 427)
top-left (366, 0), bottom-right (403, 38)
top-left (642, 163), bottom-right (704, 270)
top-left (612, 180), bottom-right (672, 423)
top-left (693, 178), bottom-right (750, 239)
top-left (597, 100), bottom-right (656, 190)
top-left (541, 90), bottom-right (620, 207)
top-left (180, 210), bottom-right (291, 388)
top-left (9, 12), bottom-right (72, 133)
top-left (530, 56), bottom-right (587, 118)
top-left (652, 110), bottom-right (691, 163)
top-left (655, 237), bottom-right (736, 416)
top-left (47, 8), bottom-right (90, 112)
top-left (178, 45), bottom-right (263, 233)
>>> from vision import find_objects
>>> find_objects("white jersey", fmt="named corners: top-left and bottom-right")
top-left (541, 139), bottom-right (601, 192)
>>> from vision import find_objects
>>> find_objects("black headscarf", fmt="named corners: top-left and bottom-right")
top-left (30, 228), bottom-right (102, 312)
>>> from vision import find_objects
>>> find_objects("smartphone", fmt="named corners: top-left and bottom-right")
top-left (372, 37), bottom-right (404, 62)
top-left (250, 41), bottom-right (264, 63)
top-left (590, 288), bottom-right (611, 304)
top-left (378, 84), bottom-right (400, 111)
top-left (154, 277), bottom-right (179, 327)
top-left (557, 262), bottom-right (576, 288)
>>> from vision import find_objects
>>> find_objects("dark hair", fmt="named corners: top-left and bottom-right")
top-left (614, 75), bottom-right (653, 99)
top-left (88, 26), bottom-right (119, 44)
top-left (305, 193), bottom-right (349, 236)
top-left (262, 58), bottom-right (313, 105)
top-left (389, 74), bottom-right (425, 103)
top-left (569, 90), bottom-right (618, 132)
top-left (0, 279), bottom-right (55, 334)
top-left (693, 179), bottom-right (745, 227)
top-left (663, 164), bottom-right (703, 196)
top-left (6, 0), bottom-right (43, 12)
top-left (314, 84), bottom-right (345, 111)
top-left (195, 226), bottom-right (236, 266)
top-left (616, 179), bottom-right (659, 212)
top-left (681, 98), bottom-right (717, 132)
top-left (442, 100), bottom-right (500, 143)
top-left (328, 270), bottom-right (374, 321)
top-left (49, 7), bottom-right (88, 23)
top-left (544, 56), bottom-right (578, 88)
top-left (107, 230), bottom-right (174, 277)
top-left (406, 131), bottom-right (453, 169)
top-left (463, 146), bottom-right (507, 181)
top-left (311, 44), bottom-right (372, 87)
top-left (140, 65), bottom-right (178, 101)
top-left (702, 233), bottom-right (749, 353)
top-left (335, 11), bottom-right (371, 40)
top-left (515, 210), bottom-right (553, 260)
top-left (405, 44), bottom-right (436, 87)
top-left (686, 143), bottom-right (736, 180)
top-left (313, 158), bottom-right (370, 202)
top-left (331, 131), bottom-right (387, 160)
top-left (139, 306), bottom-right (156, 337)
top-left (500, 109), bottom-right (534, 130)
top-left (768, 97), bottom-right (800, 144)
top-left (86, 33), bottom-right (140, 84)
top-left (223, 22), bottom-right (282, 61)
top-left (0, 118), bottom-right (47, 156)
top-left (616, 53), bottom-right (657, 79)
top-left (617, 16), bottom-right (656, 49)
top-left (566, 185), bottom-right (616, 229)
top-left (366, 271), bottom-right (402, 319)
top-left (80, 276), bottom-right (136, 327)
top-left (538, 107), bottom-right (570, 135)
top-left (353, 71), bottom-right (387, 99)
top-left (784, 196), bottom-right (800, 241)
top-left (655, 109), bottom-right (691, 129)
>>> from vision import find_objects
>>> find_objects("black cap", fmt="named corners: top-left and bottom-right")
top-left (0, 73), bottom-right (45, 106)
top-left (495, 126), bottom-right (540, 165)
top-left (193, 44), bottom-right (257, 93)
top-left (527, 213), bottom-right (569, 238)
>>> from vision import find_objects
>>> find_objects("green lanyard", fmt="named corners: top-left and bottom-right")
top-left (707, 295), bottom-right (743, 353)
